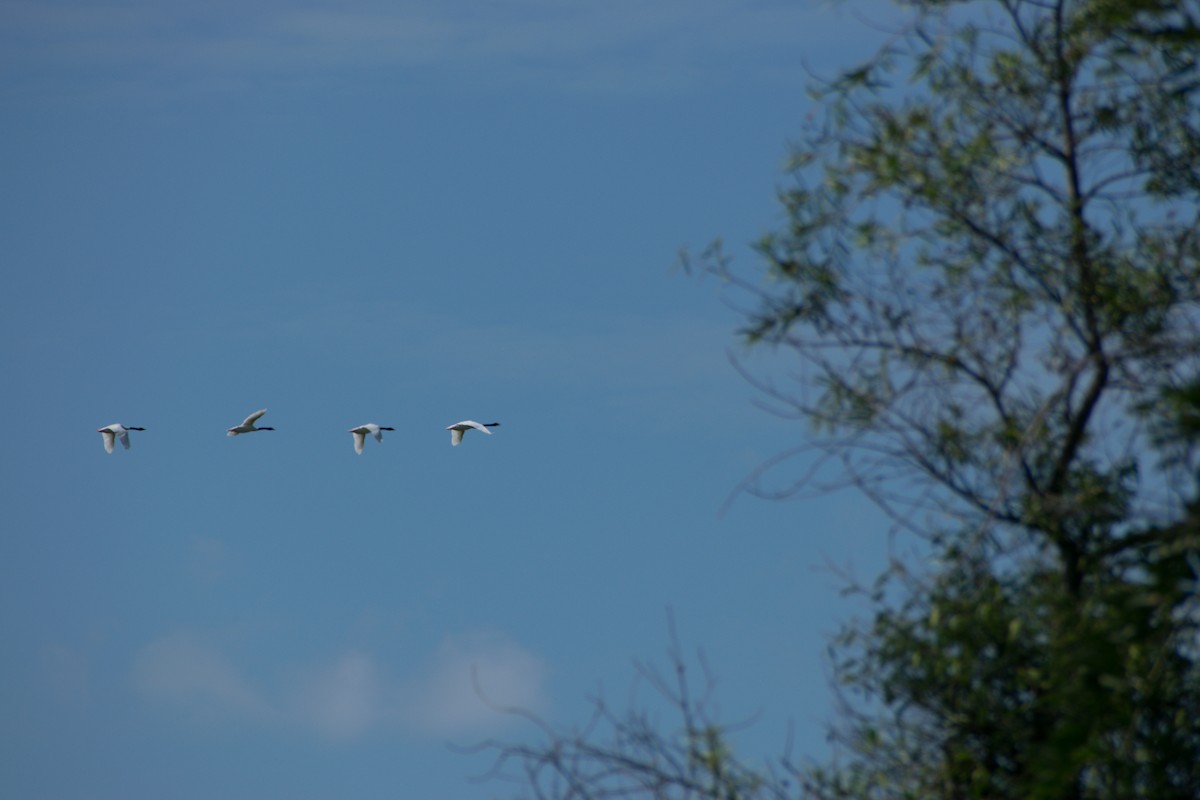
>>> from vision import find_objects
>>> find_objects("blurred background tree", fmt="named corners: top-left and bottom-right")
top-left (478, 2), bottom-right (1200, 797)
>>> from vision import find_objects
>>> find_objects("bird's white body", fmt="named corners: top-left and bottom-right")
top-left (97, 423), bottom-right (144, 454)
top-left (348, 423), bottom-right (394, 455)
top-left (446, 420), bottom-right (500, 446)
top-left (227, 408), bottom-right (275, 436)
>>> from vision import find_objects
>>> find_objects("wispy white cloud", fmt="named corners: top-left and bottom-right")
top-left (201, 289), bottom-right (743, 430)
top-left (410, 630), bottom-right (548, 735)
top-left (2, 0), bottom-right (882, 97)
top-left (131, 631), bottom-right (272, 721)
top-left (130, 628), bottom-right (546, 741)
top-left (289, 651), bottom-right (381, 741)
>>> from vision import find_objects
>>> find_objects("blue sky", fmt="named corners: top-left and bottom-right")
top-left (1, 2), bottom-right (903, 798)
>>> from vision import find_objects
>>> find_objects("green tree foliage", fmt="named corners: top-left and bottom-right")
top-left (483, 2), bottom-right (1200, 798)
top-left (741, 0), bottom-right (1200, 547)
top-left (814, 500), bottom-right (1200, 799)
top-left (738, 5), bottom-right (1200, 792)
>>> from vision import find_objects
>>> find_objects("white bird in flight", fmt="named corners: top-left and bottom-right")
top-left (348, 423), bottom-right (395, 455)
top-left (446, 420), bottom-right (500, 446)
top-left (227, 408), bottom-right (275, 436)
top-left (97, 423), bottom-right (145, 454)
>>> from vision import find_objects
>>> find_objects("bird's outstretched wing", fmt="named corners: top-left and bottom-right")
top-left (242, 409), bottom-right (268, 426)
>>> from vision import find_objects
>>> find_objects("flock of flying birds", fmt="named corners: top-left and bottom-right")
top-left (95, 409), bottom-right (501, 455)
